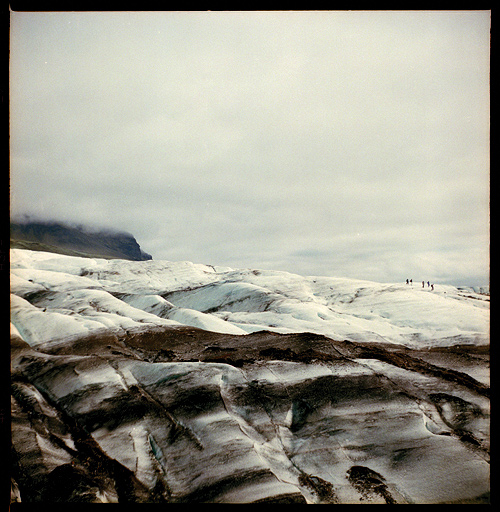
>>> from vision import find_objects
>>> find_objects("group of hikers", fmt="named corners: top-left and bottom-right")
top-left (406, 278), bottom-right (434, 291)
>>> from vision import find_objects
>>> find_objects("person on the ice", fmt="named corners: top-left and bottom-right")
top-left (422, 281), bottom-right (425, 288)
top-left (406, 279), bottom-right (409, 285)
top-left (431, 284), bottom-right (434, 291)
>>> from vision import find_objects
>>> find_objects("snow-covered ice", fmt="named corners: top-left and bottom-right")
top-left (10, 248), bottom-right (489, 349)
top-left (10, 248), bottom-right (490, 504)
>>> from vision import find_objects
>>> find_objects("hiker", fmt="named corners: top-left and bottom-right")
top-left (410, 279), bottom-right (412, 285)
top-left (431, 284), bottom-right (434, 291)
top-left (427, 281), bottom-right (430, 287)
top-left (406, 279), bottom-right (409, 285)
top-left (422, 281), bottom-right (425, 288)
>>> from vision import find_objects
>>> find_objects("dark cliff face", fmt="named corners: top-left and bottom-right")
top-left (10, 221), bottom-right (152, 261)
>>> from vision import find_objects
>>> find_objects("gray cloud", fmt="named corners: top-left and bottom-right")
top-left (10, 11), bottom-right (490, 286)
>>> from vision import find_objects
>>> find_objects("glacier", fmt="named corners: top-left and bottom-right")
top-left (10, 248), bottom-right (489, 349)
top-left (10, 248), bottom-right (490, 503)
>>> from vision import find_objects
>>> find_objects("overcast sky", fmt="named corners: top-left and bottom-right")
top-left (10, 10), bottom-right (490, 286)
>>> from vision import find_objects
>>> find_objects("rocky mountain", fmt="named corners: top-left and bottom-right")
top-left (10, 220), bottom-right (152, 261)
top-left (10, 249), bottom-right (490, 504)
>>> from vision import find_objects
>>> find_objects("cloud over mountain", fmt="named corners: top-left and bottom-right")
top-left (9, 11), bottom-right (490, 285)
